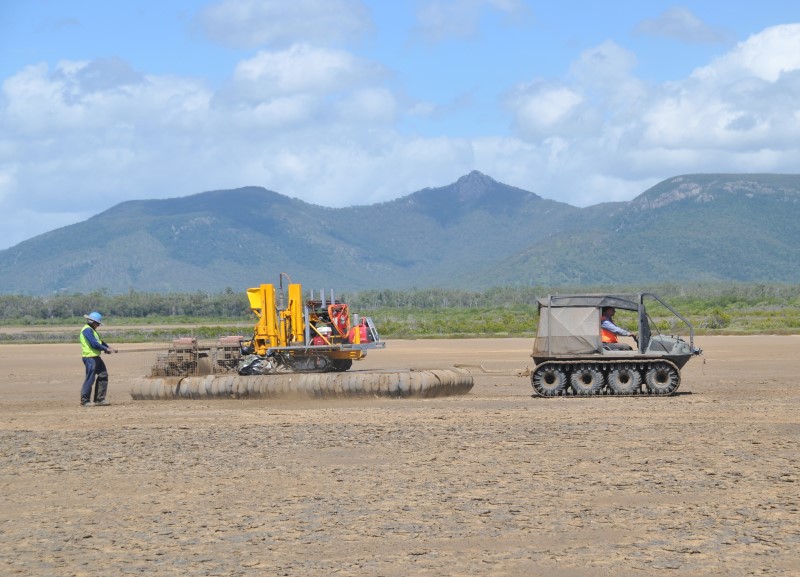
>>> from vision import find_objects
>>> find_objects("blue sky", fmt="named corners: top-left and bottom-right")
top-left (1, 0), bottom-right (799, 250)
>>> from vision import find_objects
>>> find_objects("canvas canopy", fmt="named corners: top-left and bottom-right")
top-left (531, 294), bottom-right (640, 356)
top-left (535, 294), bottom-right (639, 311)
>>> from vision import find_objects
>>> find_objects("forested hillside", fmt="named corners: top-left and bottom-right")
top-left (1, 172), bottom-right (798, 294)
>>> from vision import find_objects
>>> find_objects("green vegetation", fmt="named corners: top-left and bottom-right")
top-left (3, 174), bottom-right (800, 295)
top-left (1, 283), bottom-right (798, 344)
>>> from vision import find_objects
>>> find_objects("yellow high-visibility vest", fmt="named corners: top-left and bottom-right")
top-left (79, 324), bottom-right (103, 357)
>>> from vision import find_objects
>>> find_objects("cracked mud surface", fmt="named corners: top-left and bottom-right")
top-left (1, 336), bottom-right (799, 576)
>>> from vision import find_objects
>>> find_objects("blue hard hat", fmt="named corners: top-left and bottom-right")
top-left (84, 311), bottom-right (103, 324)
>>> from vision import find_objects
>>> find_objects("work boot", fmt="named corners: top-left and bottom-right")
top-left (81, 401), bottom-right (95, 407)
top-left (95, 400), bottom-right (110, 406)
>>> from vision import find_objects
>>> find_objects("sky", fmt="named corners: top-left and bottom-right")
top-left (1, 1), bottom-right (799, 250)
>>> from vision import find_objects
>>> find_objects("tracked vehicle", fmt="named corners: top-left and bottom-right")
top-left (531, 293), bottom-right (702, 396)
top-left (133, 276), bottom-right (474, 400)
top-left (236, 277), bottom-right (385, 375)
top-left (150, 275), bottom-right (385, 378)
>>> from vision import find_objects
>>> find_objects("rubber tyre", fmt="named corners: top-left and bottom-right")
top-left (570, 366), bottom-right (605, 395)
top-left (607, 365), bottom-right (642, 395)
top-left (332, 359), bottom-right (353, 372)
top-left (644, 363), bottom-right (680, 395)
top-left (532, 365), bottom-right (568, 396)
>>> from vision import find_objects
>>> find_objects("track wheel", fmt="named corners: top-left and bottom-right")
top-left (569, 365), bottom-right (604, 395)
top-left (532, 365), bottom-right (568, 396)
top-left (607, 364), bottom-right (642, 395)
top-left (332, 359), bottom-right (353, 372)
top-left (644, 362), bottom-right (680, 395)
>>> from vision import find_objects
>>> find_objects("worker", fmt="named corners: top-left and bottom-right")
top-left (600, 307), bottom-right (636, 351)
top-left (80, 311), bottom-right (117, 407)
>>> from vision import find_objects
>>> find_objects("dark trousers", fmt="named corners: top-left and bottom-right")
top-left (603, 342), bottom-right (633, 351)
top-left (81, 356), bottom-right (108, 403)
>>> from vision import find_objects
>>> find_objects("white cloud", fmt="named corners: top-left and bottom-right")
top-left (195, 0), bottom-right (373, 49)
top-left (2, 19), bottom-right (800, 251)
top-left (499, 24), bottom-right (800, 204)
top-left (0, 162), bottom-right (17, 203)
top-left (0, 60), bottom-right (214, 223)
top-left (231, 44), bottom-right (386, 99)
top-left (241, 95), bottom-right (317, 128)
top-left (506, 82), bottom-right (585, 137)
top-left (413, 0), bottom-right (530, 43)
top-left (568, 41), bottom-right (638, 88)
top-left (4, 61), bottom-right (211, 136)
top-left (505, 41), bottom-right (647, 141)
top-left (639, 25), bottom-right (800, 152)
top-left (212, 44), bottom-right (394, 133)
top-left (335, 88), bottom-right (398, 124)
top-left (634, 7), bottom-right (734, 44)
top-left (693, 23), bottom-right (800, 82)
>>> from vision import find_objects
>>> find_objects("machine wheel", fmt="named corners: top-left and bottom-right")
top-left (644, 362), bottom-right (680, 395)
top-left (569, 366), bottom-right (605, 395)
top-left (332, 359), bottom-right (353, 372)
top-left (532, 365), bottom-right (568, 396)
top-left (607, 364), bottom-right (642, 394)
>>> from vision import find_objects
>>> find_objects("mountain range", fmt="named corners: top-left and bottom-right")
top-left (1, 171), bottom-right (798, 295)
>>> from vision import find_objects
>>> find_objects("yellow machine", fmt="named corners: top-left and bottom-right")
top-left (238, 276), bottom-right (384, 374)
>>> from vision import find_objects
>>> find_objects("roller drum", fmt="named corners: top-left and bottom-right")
top-left (131, 369), bottom-right (473, 400)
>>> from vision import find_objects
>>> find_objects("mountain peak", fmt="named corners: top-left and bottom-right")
top-left (402, 171), bottom-right (541, 225)
top-left (452, 171), bottom-right (499, 201)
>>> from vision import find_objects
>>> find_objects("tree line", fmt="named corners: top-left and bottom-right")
top-left (0, 289), bottom-right (248, 324)
top-left (1, 283), bottom-right (799, 327)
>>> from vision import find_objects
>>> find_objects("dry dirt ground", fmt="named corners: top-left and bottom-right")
top-left (1, 336), bottom-right (798, 576)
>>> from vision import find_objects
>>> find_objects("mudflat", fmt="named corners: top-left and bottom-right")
top-left (1, 336), bottom-right (798, 576)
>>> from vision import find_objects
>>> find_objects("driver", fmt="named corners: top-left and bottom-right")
top-left (601, 307), bottom-right (636, 351)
